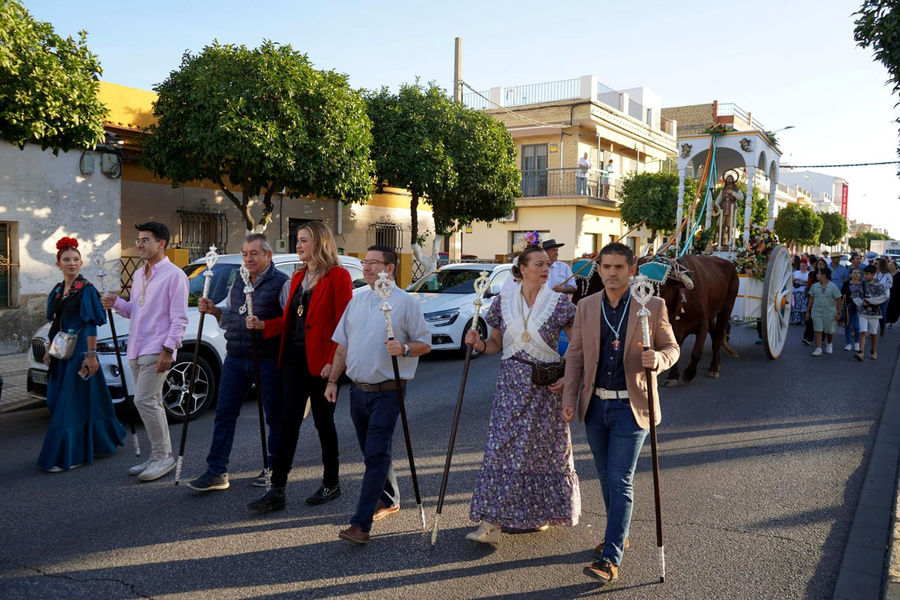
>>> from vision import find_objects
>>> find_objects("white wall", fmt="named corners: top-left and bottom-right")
top-left (0, 143), bottom-right (121, 353)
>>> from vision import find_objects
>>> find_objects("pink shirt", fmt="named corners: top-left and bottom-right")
top-left (112, 256), bottom-right (189, 360)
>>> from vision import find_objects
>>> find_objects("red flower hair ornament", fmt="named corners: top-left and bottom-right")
top-left (56, 237), bottom-right (79, 251)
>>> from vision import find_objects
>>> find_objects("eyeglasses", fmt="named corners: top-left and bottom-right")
top-left (135, 238), bottom-right (157, 247)
top-left (362, 260), bottom-right (387, 268)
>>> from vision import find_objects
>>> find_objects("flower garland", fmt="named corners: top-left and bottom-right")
top-left (56, 236), bottom-right (79, 251)
top-left (733, 225), bottom-right (779, 280)
top-left (703, 123), bottom-right (736, 135)
top-left (513, 230), bottom-right (542, 252)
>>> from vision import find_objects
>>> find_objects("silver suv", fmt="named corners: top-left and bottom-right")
top-left (26, 254), bottom-right (364, 422)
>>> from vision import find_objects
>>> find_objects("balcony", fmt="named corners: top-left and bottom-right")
top-left (520, 167), bottom-right (620, 203)
top-left (462, 75), bottom-right (675, 136)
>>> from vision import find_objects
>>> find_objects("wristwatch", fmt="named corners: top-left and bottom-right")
top-left (403, 344), bottom-right (411, 358)
top-left (162, 346), bottom-right (174, 354)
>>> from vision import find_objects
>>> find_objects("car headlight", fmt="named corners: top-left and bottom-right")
top-left (96, 335), bottom-right (127, 354)
top-left (424, 309), bottom-right (459, 327)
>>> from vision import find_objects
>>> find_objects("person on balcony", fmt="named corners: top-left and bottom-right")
top-left (601, 159), bottom-right (614, 198)
top-left (576, 152), bottom-right (592, 196)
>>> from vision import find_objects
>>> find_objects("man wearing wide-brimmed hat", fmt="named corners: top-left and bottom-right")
top-left (543, 239), bottom-right (576, 295)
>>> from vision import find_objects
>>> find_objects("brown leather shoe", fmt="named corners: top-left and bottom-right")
top-left (592, 536), bottom-right (629, 560)
top-left (338, 525), bottom-right (370, 545)
top-left (372, 500), bottom-right (400, 522)
top-left (583, 558), bottom-right (618, 585)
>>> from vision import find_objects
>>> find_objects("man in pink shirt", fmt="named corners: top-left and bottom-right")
top-left (103, 222), bottom-right (189, 481)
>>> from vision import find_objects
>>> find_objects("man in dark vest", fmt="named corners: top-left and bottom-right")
top-left (187, 233), bottom-right (290, 491)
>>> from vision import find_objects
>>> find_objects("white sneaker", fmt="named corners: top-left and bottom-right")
top-left (825, 343), bottom-right (833, 354)
top-left (128, 459), bottom-right (153, 476)
top-left (137, 457), bottom-right (176, 482)
top-left (843, 344), bottom-right (852, 351)
top-left (854, 343), bottom-right (860, 351)
top-left (812, 348), bottom-right (823, 357)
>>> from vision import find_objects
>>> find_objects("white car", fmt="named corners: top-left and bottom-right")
top-left (406, 263), bottom-right (513, 357)
top-left (26, 254), bottom-right (365, 422)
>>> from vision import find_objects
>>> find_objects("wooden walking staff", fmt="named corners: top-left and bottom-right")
top-left (431, 270), bottom-right (490, 547)
top-left (90, 246), bottom-right (140, 457)
top-left (373, 272), bottom-right (426, 530)
top-left (631, 274), bottom-right (666, 582)
top-left (241, 264), bottom-right (271, 490)
top-left (174, 245), bottom-right (218, 485)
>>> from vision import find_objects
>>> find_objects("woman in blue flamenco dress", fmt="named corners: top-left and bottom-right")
top-left (38, 237), bottom-right (126, 472)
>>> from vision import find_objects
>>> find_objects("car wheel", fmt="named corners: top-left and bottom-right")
top-left (162, 355), bottom-right (216, 423)
top-left (458, 318), bottom-right (487, 359)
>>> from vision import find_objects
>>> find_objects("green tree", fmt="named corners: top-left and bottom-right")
top-left (774, 204), bottom-right (823, 247)
top-left (367, 81), bottom-right (519, 264)
top-left (142, 40), bottom-right (373, 231)
top-left (818, 212), bottom-right (849, 246)
top-left (618, 172), bottom-right (698, 242)
top-left (849, 233), bottom-right (869, 250)
top-left (855, 1), bottom-right (900, 171)
top-left (0, 0), bottom-right (107, 153)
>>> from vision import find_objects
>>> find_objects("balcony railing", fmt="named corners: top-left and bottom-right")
top-left (521, 167), bottom-right (620, 201)
top-left (503, 78), bottom-right (580, 107)
top-left (717, 102), bottom-right (766, 131)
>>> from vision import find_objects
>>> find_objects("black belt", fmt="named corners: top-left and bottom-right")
top-left (352, 379), bottom-right (406, 393)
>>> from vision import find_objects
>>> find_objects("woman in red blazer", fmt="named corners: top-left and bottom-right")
top-left (249, 221), bottom-right (353, 513)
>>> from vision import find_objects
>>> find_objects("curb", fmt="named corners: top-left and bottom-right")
top-left (884, 350), bottom-right (900, 600)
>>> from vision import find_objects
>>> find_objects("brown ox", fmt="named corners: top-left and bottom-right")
top-left (647, 255), bottom-right (739, 386)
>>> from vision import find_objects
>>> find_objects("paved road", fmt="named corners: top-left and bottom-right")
top-left (0, 323), bottom-right (898, 599)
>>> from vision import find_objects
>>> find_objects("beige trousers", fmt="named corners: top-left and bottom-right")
top-left (129, 354), bottom-right (172, 460)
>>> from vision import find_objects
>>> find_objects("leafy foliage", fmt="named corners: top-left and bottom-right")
top-left (618, 172), bottom-right (698, 238)
top-left (142, 40), bottom-right (374, 231)
top-left (773, 204), bottom-right (823, 246)
top-left (849, 233), bottom-right (869, 250)
top-left (366, 81), bottom-right (519, 244)
top-left (818, 212), bottom-right (849, 246)
top-left (0, 0), bottom-right (107, 154)
top-left (855, 1), bottom-right (900, 173)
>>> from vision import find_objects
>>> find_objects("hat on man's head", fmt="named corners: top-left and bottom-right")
top-left (542, 239), bottom-right (565, 250)
top-left (865, 251), bottom-right (878, 261)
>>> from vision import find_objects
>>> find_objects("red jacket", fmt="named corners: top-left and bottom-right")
top-left (265, 266), bottom-right (353, 374)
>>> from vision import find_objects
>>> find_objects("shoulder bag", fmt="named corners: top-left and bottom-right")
top-left (509, 356), bottom-right (566, 386)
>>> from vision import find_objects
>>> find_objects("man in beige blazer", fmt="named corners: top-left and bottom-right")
top-left (562, 242), bottom-right (679, 587)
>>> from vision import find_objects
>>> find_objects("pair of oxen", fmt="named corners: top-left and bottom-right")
top-left (572, 255), bottom-right (739, 387)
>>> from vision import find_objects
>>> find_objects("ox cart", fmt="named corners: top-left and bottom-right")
top-left (673, 128), bottom-right (794, 360)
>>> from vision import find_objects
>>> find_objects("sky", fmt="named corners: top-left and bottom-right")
top-left (25, 0), bottom-right (900, 235)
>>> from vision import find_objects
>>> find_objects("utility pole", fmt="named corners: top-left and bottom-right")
top-left (453, 37), bottom-right (462, 103)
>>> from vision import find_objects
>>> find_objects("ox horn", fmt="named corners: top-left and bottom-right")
top-left (678, 273), bottom-right (694, 290)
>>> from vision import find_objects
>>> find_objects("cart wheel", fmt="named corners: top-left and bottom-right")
top-left (762, 245), bottom-right (792, 359)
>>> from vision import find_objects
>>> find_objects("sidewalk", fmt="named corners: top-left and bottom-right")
top-left (0, 351), bottom-right (41, 413)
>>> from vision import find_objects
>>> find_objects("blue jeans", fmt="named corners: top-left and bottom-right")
top-left (584, 395), bottom-right (648, 567)
top-left (844, 310), bottom-right (860, 346)
top-left (576, 176), bottom-right (587, 195)
top-left (206, 354), bottom-right (282, 476)
top-left (349, 384), bottom-right (401, 532)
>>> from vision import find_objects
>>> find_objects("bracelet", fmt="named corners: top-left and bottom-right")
top-left (481, 339), bottom-right (487, 352)
top-left (82, 351), bottom-right (97, 358)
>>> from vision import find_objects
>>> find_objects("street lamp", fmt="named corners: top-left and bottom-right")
top-left (768, 125), bottom-right (796, 134)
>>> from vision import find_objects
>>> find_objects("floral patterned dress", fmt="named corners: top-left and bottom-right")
top-left (469, 294), bottom-right (580, 529)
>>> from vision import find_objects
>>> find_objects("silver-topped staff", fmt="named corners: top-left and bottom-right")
top-left (632, 274), bottom-right (666, 583)
top-left (90, 246), bottom-right (140, 457)
top-left (373, 271), bottom-right (426, 530)
top-left (432, 270), bottom-right (490, 546)
top-left (174, 245), bottom-right (218, 485)
top-left (241, 264), bottom-right (271, 490)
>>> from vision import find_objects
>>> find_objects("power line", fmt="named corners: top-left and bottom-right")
top-left (459, 80), bottom-right (567, 130)
top-left (783, 160), bottom-right (900, 169)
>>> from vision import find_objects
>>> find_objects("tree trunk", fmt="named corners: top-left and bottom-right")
top-left (218, 182), bottom-right (255, 230)
top-left (410, 191), bottom-right (419, 245)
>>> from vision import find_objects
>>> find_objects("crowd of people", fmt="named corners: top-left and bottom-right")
top-left (791, 250), bottom-right (898, 359)
top-left (37, 224), bottom-right (682, 588)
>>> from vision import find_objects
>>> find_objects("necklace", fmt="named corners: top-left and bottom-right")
top-left (602, 292), bottom-right (631, 350)
top-left (139, 264), bottom-right (153, 307)
top-left (297, 269), bottom-right (318, 317)
top-left (519, 290), bottom-right (536, 343)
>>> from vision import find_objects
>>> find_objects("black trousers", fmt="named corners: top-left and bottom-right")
top-left (271, 345), bottom-right (338, 488)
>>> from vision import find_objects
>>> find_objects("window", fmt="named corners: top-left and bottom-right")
top-left (368, 221), bottom-right (403, 252)
top-left (178, 204), bottom-right (228, 262)
top-left (521, 144), bottom-right (548, 197)
top-left (0, 222), bottom-right (17, 308)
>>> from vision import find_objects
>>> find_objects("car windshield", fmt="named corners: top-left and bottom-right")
top-left (183, 263), bottom-right (241, 306)
top-left (408, 268), bottom-right (492, 294)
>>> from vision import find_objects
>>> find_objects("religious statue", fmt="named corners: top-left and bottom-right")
top-left (713, 174), bottom-right (744, 250)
